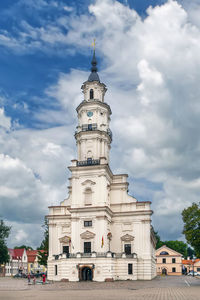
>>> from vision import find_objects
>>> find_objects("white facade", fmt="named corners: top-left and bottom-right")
top-left (47, 53), bottom-right (156, 281)
top-left (5, 248), bottom-right (28, 276)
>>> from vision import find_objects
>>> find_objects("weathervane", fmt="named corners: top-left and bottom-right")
top-left (91, 38), bottom-right (96, 50)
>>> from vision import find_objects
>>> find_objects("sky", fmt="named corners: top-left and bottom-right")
top-left (0, 0), bottom-right (200, 249)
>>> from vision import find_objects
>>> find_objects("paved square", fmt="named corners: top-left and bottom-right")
top-left (0, 276), bottom-right (200, 300)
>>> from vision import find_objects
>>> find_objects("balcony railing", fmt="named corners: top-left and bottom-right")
top-left (77, 159), bottom-right (100, 167)
top-left (82, 123), bottom-right (97, 131)
top-left (107, 128), bottom-right (112, 140)
top-left (53, 252), bottom-right (137, 260)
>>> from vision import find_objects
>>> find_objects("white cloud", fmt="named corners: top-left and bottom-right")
top-left (2, 0), bottom-right (200, 246)
top-left (0, 108), bottom-right (11, 129)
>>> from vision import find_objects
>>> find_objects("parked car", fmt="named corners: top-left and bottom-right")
top-left (187, 271), bottom-right (200, 276)
top-left (13, 273), bottom-right (27, 278)
top-left (13, 273), bottom-right (21, 278)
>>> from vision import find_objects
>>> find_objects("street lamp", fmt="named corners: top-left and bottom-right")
top-left (192, 258), bottom-right (195, 277)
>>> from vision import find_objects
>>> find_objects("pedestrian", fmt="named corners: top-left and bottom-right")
top-left (42, 273), bottom-right (46, 284)
top-left (33, 276), bottom-right (36, 285)
top-left (28, 273), bottom-right (31, 284)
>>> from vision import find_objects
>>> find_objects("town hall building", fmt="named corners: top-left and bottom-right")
top-left (47, 51), bottom-right (156, 281)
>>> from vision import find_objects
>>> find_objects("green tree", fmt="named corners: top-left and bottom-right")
top-left (182, 202), bottom-right (200, 257)
top-left (37, 218), bottom-right (49, 266)
top-left (164, 240), bottom-right (187, 257)
top-left (154, 230), bottom-right (164, 249)
top-left (14, 245), bottom-right (33, 250)
top-left (0, 220), bottom-right (11, 264)
top-left (187, 247), bottom-right (195, 259)
top-left (154, 228), bottom-right (189, 258)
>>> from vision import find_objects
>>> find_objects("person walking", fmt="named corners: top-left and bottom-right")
top-left (27, 273), bottom-right (31, 284)
top-left (42, 273), bottom-right (46, 284)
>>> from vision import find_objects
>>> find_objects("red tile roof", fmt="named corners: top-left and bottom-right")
top-left (26, 250), bottom-right (46, 263)
top-left (8, 248), bottom-right (25, 259)
top-left (182, 259), bottom-right (200, 265)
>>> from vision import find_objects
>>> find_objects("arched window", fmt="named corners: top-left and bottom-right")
top-left (90, 89), bottom-right (94, 99)
top-left (84, 188), bottom-right (92, 205)
top-left (160, 251), bottom-right (169, 255)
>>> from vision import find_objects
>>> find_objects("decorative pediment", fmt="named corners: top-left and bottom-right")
top-left (59, 235), bottom-right (71, 243)
top-left (80, 230), bottom-right (95, 239)
top-left (121, 234), bottom-right (134, 242)
top-left (81, 180), bottom-right (96, 186)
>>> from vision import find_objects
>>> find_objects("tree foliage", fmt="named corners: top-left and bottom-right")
top-left (154, 231), bottom-right (163, 249)
top-left (164, 240), bottom-right (187, 257)
top-left (0, 220), bottom-right (11, 264)
top-left (14, 245), bottom-right (33, 250)
top-left (187, 247), bottom-right (195, 259)
top-left (154, 228), bottom-right (189, 258)
top-left (182, 202), bottom-right (200, 257)
top-left (37, 218), bottom-right (49, 266)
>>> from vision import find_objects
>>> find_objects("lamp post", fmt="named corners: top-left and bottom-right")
top-left (192, 258), bottom-right (195, 277)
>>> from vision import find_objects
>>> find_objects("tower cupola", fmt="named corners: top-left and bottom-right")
top-left (88, 50), bottom-right (100, 82)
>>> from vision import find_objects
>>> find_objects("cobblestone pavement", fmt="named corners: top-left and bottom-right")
top-left (0, 276), bottom-right (200, 300)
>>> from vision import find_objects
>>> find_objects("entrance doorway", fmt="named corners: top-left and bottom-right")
top-left (80, 267), bottom-right (93, 281)
top-left (162, 268), bottom-right (167, 275)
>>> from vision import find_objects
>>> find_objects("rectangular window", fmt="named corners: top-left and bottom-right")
top-left (162, 258), bottom-right (166, 264)
top-left (172, 258), bottom-right (176, 263)
top-left (197, 268), bottom-right (200, 272)
top-left (124, 244), bottom-right (131, 255)
top-left (63, 246), bottom-right (69, 254)
top-left (128, 264), bottom-right (133, 274)
top-left (84, 242), bottom-right (91, 253)
top-left (88, 124), bottom-right (92, 130)
top-left (55, 265), bottom-right (57, 276)
top-left (172, 267), bottom-right (176, 273)
top-left (84, 220), bottom-right (92, 227)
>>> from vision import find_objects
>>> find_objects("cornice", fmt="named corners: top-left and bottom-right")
top-left (46, 214), bottom-right (71, 219)
top-left (69, 205), bottom-right (113, 216)
top-left (68, 164), bottom-right (113, 180)
top-left (75, 130), bottom-right (112, 143)
top-left (112, 210), bottom-right (153, 217)
top-left (76, 100), bottom-right (112, 115)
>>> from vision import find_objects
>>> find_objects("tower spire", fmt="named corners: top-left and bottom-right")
top-left (88, 40), bottom-right (100, 82)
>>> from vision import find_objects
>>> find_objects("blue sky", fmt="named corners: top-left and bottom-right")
top-left (0, 0), bottom-right (200, 248)
top-left (0, 0), bottom-right (168, 129)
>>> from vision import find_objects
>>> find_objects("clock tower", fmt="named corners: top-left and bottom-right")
top-left (75, 50), bottom-right (112, 163)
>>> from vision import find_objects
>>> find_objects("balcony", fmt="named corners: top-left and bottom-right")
top-left (53, 252), bottom-right (137, 260)
top-left (77, 159), bottom-right (100, 167)
top-left (82, 123), bottom-right (97, 131)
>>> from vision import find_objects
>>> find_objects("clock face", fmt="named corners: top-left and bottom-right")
top-left (87, 111), bottom-right (93, 117)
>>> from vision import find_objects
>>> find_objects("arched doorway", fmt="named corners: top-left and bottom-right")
top-left (162, 268), bottom-right (167, 275)
top-left (81, 267), bottom-right (93, 281)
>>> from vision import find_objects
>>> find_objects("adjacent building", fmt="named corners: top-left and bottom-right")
top-left (5, 248), bottom-right (28, 276)
top-left (156, 245), bottom-right (182, 275)
top-left (182, 259), bottom-right (200, 274)
top-left (47, 51), bottom-right (156, 282)
top-left (27, 250), bottom-right (47, 274)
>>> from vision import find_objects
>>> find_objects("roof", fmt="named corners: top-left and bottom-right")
top-left (8, 248), bottom-right (25, 259)
top-left (27, 250), bottom-right (46, 263)
top-left (182, 259), bottom-right (200, 265)
top-left (88, 50), bottom-right (100, 82)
